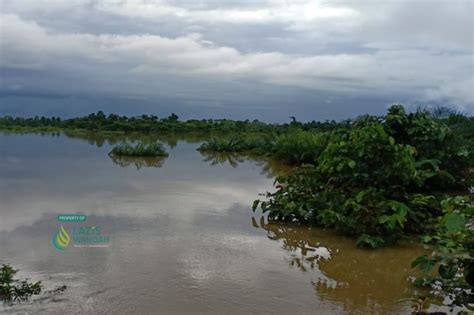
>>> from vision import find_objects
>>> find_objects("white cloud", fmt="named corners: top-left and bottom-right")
top-left (1, 13), bottom-right (472, 109)
top-left (424, 78), bottom-right (474, 110)
top-left (92, 0), bottom-right (358, 25)
top-left (1, 0), bottom-right (473, 111)
top-left (81, 0), bottom-right (473, 52)
top-left (2, 1), bottom-right (471, 53)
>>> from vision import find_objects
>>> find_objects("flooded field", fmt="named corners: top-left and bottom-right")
top-left (0, 133), bottom-right (431, 314)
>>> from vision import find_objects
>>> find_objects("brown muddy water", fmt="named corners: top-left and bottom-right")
top-left (0, 133), bottom-right (441, 314)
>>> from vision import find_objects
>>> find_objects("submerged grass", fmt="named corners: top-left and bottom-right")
top-left (197, 131), bottom-right (330, 165)
top-left (197, 136), bottom-right (273, 155)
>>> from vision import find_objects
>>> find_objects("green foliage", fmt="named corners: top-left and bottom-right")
top-left (385, 105), bottom-right (473, 189)
top-left (254, 105), bottom-right (473, 248)
top-left (0, 264), bottom-right (42, 303)
top-left (0, 111), bottom-right (347, 135)
top-left (197, 136), bottom-right (274, 155)
top-left (411, 196), bottom-right (474, 309)
top-left (273, 131), bottom-right (329, 164)
top-left (198, 131), bottom-right (330, 165)
top-left (109, 142), bottom-right (168, 157)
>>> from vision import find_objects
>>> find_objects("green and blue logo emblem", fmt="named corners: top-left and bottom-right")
top-left (52, 225), bottom-right (71, 250)
top-left (51, 214), bottom-right (112, 252)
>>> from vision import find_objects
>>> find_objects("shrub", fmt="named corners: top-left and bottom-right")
top-left (0, 264), bottom-right (42, 303)
top-left (198, 131), bottom-right (330, 165)
top-left (385, 105), bottom-right (472, 189)
top-left (254, 105), bottom-right (473, 248)
top-left (273, 131), bottom-right (329, 164)
top-left (197, 137), bottom-right (274, 155)
top-left (411, 196), bottom-right (474, 309)
top-left (109, 142), bottom-right (168, 157)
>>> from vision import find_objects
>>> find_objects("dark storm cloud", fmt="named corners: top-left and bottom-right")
top-left (0, 0), bottom-right (473, 119)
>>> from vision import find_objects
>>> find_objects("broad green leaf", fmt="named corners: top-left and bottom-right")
top-left (444, 213), bottom-right (465, 233)
top-left (456, 148), bottom-right (469, 157)
top-left (348, 160), bottom-right (356, 169)
top-left (388, 136), bottom-right (395, 145)
top-left (438, 263), bottom-right (458, 279)
top-left (411, 255), bottom-right (436, 273)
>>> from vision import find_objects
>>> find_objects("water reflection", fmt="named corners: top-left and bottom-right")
top-left (1, 132), bottom-right (430, 314)
top-left (252, 217), bottom-right (331, 272)
top-left (201, 151), bottom-right (246, 168)
top-left (61, 131), bottom-right (207, 148)
top-left (253, 217), bottom-right (426, 314)
top-left (200, 151), bottom-right (292, 178)
top-left (108, 154), bottom-right (168, 169)
top-left (0, 129), bottom-right (208, 148)
top-left (1, 209), bottom-right (343, 314)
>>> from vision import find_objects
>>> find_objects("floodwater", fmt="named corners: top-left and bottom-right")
top-left (0, 132), bottom-right (434, 314)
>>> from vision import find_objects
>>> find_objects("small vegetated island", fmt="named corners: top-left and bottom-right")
top-left (108, 142), bottom-right (169, 169)
top-left (109, 142), bottom-right (169, 157)
top-left (1, 105), bottom-right (473, 310)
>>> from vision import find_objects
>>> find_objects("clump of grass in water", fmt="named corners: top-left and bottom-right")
top-left (197, 131), bottom-right (330, 165)
top-left (109, 142), bottom-right (169, 157)
top-left (0, 264), bottom-right (42, 304)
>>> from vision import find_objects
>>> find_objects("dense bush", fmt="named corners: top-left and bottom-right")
top-left (411, 196), bottom-right (474, 309)
top-left (198, 131), bottom-right (330, 165)
top-left (273, 131), bottom-right (330, 164)
top-left (109, 142), bottom-right (168, 157)
top-left (197, 136), bottom-right (274, 155)
top-left (384, 105), bottom-right (472, 189)
top-left (254, 105), bottom-right (473, 248)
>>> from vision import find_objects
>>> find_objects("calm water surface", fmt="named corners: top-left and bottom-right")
top-left (0, 133), bottom-right (429, 314)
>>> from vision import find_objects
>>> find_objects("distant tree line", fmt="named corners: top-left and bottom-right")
top-left (0, 110), bottom-right (352, 134)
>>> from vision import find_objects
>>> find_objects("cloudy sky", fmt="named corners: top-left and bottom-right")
top-left (0, 0), bottom-right (473, 121)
